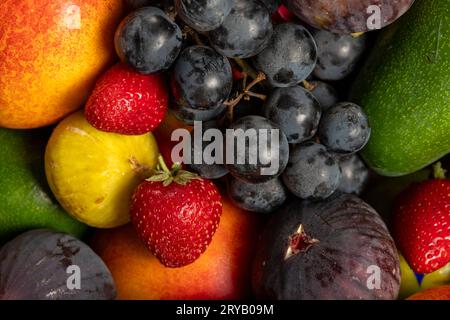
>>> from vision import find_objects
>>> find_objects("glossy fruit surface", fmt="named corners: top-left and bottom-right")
top-left (45, 111), bottom-right (159, 228)
top-left (0, 129), bottom-right (86, 244)
top-left (92, 197), bottom-right (262, 300)
top-left (399, 254), bottom-right (450, 299)
top-left (0, 0), bottom-right (125, 128)
top-left (115, 6), bottom-right (182, 74)
top-left (86, 63), bottom-right (168, 135)
top-left (130, 176), bottom-right (222, 268)
top-left (337, 154), bottom-right (369, 195)
top-left (351, 0), bottom-right (449, 176)
top-left (282, 142), bottom-right (340, 199)
top-left (226, 116), bottom-right (289, 183)
top-left (253, 193), bottom-right (401, 299)
top-left (318, 102), bottom-right (371, 154)
top-left (207, 0), bottom-right (273, 58)
top-left (264, 86), bottom-right (321, 144)
top-left (407, 285), bottom-right (450, 300)
top-left (187, 121), bottom-right (228, 179)
top-left (254, 23), bottom-right (317, 87)
top-left (393, 179), bottom-right (450, 274)
top-left (175, 0), bottom-right (233, 32)
top-left (227, 176), bottom-right (287, 213)
top-left (308, 81), bottom-right (338, 111)
top-left (171, 46), bottom-right (232, 111)
top-left (0, 229), bottom-right (116, 300)
top-left (312, 29), bottom-right (367, 81)
top-left (283, 0), bottom-right (415, 33)
top-left (172, 104), bottom-right (226, 125)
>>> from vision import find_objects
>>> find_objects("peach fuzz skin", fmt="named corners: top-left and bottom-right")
top-left (0, 0), bottom-right (125, 129)
top-left (407, 285), bottom-right (450, 300)
top-left (91, 197), bottom-right (263, 300)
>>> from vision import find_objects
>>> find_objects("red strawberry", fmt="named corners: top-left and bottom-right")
top-left (393, 178), bottom-right (450, 274)
top-left (130, 156), bottom-right (222, 268)
top-left (85, 63), bottom-right (168, 135)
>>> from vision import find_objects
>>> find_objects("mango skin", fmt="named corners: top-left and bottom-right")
top-left (0, 0), bottom-right (124, 129)
top-left (0, 128), bottom-right (86, 244)
top-left (351, 0), bottom-right (449, 176)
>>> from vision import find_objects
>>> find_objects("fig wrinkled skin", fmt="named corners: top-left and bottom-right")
top-left (0, 229), bottom-right (116, 300)
top-left (252, 193), bottom-right (401, 300)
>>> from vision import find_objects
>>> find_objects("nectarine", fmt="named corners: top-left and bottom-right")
top-left (407, 285), bottom-right (450, 300)
top-left (0, 0), bottom-right (124, 128)
top-left (91, 197), bottom-right (262, 300)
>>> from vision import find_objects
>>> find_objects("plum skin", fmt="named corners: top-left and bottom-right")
top-left (283, 0), bottom-right (415, 33)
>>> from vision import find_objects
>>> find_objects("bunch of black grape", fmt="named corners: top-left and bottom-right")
top-left (118, 0), bottom-right (371, 214)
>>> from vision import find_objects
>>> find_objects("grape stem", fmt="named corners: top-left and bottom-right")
top-left (232, 58), bottom-right (259, 80)
top-left (301, 80), bottom-right (317, 91)
top-left (220, 72), bottom-right (267, 126)
top-left (183, 25), bottom-right (206, 46)
top-left (224, 72), bottom-right (267, 108)
top-left (165, 5), bottom-right (178, 21)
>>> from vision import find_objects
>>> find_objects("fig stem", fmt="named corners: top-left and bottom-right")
top-left (284, 224), bottom-right (319, 260)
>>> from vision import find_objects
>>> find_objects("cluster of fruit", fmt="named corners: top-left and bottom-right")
top-left (76, 0), bottom-right (374, 259)
top-left (0, 0), bottom-right (449, 301)
top-left (106, 0), bottom-right (373, 215)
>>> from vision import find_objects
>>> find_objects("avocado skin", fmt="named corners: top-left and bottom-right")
top-left (351, 0), bottom-right (449, 176)
top-left (0, 128), bottom-right (87, 244)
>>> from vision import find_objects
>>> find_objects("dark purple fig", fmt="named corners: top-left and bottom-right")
top-left (283, 0), bottom-right (415, 33)
top-left (252, 193), bottom-right (400, 299)
top-left (0, 229), bottom-right (116, 300)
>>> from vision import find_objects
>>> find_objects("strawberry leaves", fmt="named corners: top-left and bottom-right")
top-left (147, 155), bottom-right (201, 186)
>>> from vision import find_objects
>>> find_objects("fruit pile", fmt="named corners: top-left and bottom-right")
top-left (0, 0), bottom-right (449, 300)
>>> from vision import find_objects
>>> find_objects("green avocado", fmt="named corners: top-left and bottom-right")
top-left (0, 128), bottom-right (87, 244)
top-left (351, 0), bottom-right (449, 176)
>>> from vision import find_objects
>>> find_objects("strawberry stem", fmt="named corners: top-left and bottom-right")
top-left (148, 155), bottom-right (201, 186)
top-left (157, 154), bottom-right (171, 174)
